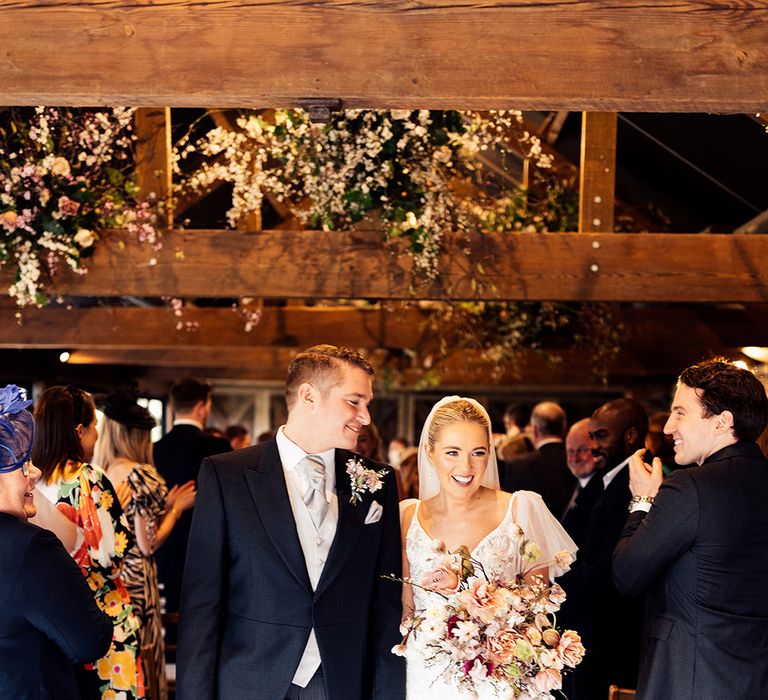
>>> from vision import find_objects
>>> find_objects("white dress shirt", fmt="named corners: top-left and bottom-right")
top-left (603, 456), bottom-right (630, 489)
top-left (276, 426), bottom-right (338, 687)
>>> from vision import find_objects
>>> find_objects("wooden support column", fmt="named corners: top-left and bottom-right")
top-left (578, 112), bottom-right (617, 233)
top-left (134, 108), bottom-right (173, 228)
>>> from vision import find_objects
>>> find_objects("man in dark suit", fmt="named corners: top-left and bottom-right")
top-left (154, 377), bottom-right (231, 622)
top-left (614, 359), bottom-right (768, 698)
top-left (561, 417), bottom-right (601, 553)
top-left (500, 400), bottom-right (575, 518)
top-left (558, 398), bottom-right (647, 700)
top-left (177, 345), bottom-right (405, 700)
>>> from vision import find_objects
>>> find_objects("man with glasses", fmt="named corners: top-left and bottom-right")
top-left (561, 417), bottom-right (601, 551)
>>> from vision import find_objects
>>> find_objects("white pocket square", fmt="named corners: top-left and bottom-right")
top-left (364, 501), bottom-right (383, 525)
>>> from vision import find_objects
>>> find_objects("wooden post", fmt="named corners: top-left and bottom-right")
top-left (578, 112), bottom-right (617, 233)
top-left (134, 107), bottom-right (173, 228)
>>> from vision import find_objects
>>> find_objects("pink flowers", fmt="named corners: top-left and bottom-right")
top-left (391, 538), bottom-right (586, 697)
top-left (345, 457), bottom-right (386, 505)
top-left (0, 106), bottom-right (160, 306)
top-left (419, 557), bottom-right (461, 595)
top-left (57, 195), bottom-right (80, 217)
top-left (457, 579), bottom-right (511, 624)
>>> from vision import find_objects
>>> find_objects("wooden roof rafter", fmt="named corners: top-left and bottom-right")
top-left (2, 0), bottom-right (767, 111)
top-left (3, 228), bottom-right (768, 303)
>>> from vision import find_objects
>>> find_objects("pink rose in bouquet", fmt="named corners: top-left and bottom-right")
top-left (419, 556), bottom-right (462, 595)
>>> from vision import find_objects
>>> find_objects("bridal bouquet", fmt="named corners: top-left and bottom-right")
top-left (391, 540), bottom-right (585, 699)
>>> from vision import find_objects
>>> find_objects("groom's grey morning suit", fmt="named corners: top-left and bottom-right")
top-left (176, 430), bottom-right (405, 699)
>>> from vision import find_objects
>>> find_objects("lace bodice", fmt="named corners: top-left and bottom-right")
top-left (405, 491), bottom-right (576, 612)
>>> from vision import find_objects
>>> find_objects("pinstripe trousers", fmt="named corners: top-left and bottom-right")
top-left (285, 668), bottom-right (326, 700)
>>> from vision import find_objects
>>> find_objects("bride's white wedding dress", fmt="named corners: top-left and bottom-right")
top-left (404, 491), bottom-right (576, 699)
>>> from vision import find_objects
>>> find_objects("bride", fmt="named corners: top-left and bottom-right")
top-left (400, 396), bottom-right (577, 698)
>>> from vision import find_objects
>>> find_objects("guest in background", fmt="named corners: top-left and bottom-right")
top-left (396, 447), bottom-right (419, 500)
top-left (95, 391), bottom-right (196, 700)
top-left (355, 421), bottom-right (385, 462)
top-left (225, 424), bottom-right (251, 450)
top-left (153, 377), bottom-right (230, 629)
top-left (30, 385), bottom-right (145, 699)
top-left (387, 436), bottom-right (410, 469)
top-left (499, 401), bottom-right (575, 518)
top-left (204, 427), bottom-right (226, 440)
top-left (496, 401), bottom-right (533, 457)
top-left (558, 416), bottom-right (602, 700)
top-left (646, 411), bottom-right (678, 473)
top-left (256, 430), bottom-right (274, 444)
top-left (561, 418), bottom-right (601, 552)
top-left (558, 398), bottom-right (647, 700)
top-left (0, 384), bottom-right (113, 699)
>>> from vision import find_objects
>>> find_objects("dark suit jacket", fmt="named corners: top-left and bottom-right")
top-left (613, 442), bottom-right (768, 699)
top-left (177, 439), bottom-right (405, 700)
top-left (0, 514), bottom-right (112, 699)
top-left (500, 441), bottom-right (576, 519)
top-left (154, 424), bottom-right (231, 612)
top-left (558, 464), bottom-right (644, 699)
top-left (561, 472), bottom-right (603, 557)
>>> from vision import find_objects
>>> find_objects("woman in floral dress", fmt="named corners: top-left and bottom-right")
top-left (95, 391), bottom-right (196, 700)
top-left (30, 385), bottom-right (145, 700)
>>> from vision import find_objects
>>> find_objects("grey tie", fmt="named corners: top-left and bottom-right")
top-left (298, 454), bottom-right (328, 530)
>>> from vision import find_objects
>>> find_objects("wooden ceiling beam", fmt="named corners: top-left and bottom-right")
top-left (1, 305), bottom-right (433, 350)
top-left (6, 305), bottom-right (768, 372)
top-left (5, 229), bottom-right (768, 303)
top-left (2, 1), bottom-right (767, 111)
top-left (59, 342), bottom-right (710, 387)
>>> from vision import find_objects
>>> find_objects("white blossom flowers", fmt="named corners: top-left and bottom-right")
top-left (175, 109), bottom-right (551, 281)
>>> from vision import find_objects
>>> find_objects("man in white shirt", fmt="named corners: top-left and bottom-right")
top-left (177, 345), bottom-right (405, 700)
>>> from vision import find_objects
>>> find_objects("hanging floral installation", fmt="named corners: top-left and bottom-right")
top-left (0, 107), bottom-right (160, 307)
top-left (174, 109), bottom-right (553, 279)
top-left (175, 108), bottom-right (621, 383)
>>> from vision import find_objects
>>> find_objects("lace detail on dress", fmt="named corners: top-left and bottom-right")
top-left (403, 491), bottom-right (578, 699)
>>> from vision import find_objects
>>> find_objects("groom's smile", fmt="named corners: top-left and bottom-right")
top-left (314, 365), bottom-right (373, 452)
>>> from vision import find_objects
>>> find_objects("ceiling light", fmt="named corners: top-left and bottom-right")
top-left (740, 347), bottom-right (768, 364)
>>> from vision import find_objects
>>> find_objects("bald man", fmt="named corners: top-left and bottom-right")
top-left (499, 401), bottom-right (576, 518)
top-left (561, 418), bottom-right (601, 552)
top-left (558, 398), bottom-right (648, 700)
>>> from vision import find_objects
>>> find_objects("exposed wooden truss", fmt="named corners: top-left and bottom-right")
top-left (4, 229), bottom-right (768, 303)
top-left (2, 1), bottom-right (767, 111)
top-left (1, 303), bottom-right (762, 388)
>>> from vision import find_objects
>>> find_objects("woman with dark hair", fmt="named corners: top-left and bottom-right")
top-left (30, 386), bottom-right (145, 700)
top-left (95, 391), bottom-right (195, 700)
top-left (0, 384), bottom-right (113, 699)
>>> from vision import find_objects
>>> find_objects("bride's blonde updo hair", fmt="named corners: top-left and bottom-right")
top-left (427, 399), bottom-right (491, 450)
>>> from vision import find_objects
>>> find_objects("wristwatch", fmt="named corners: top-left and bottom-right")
top-left (628, 494), bottom-right (654, 513)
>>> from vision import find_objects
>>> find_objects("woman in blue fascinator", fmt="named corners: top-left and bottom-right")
top-left (0, 384), bottom-right (112, 698)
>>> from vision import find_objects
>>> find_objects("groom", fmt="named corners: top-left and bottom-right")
top-left (177, 345), bottom-right (405, 699)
